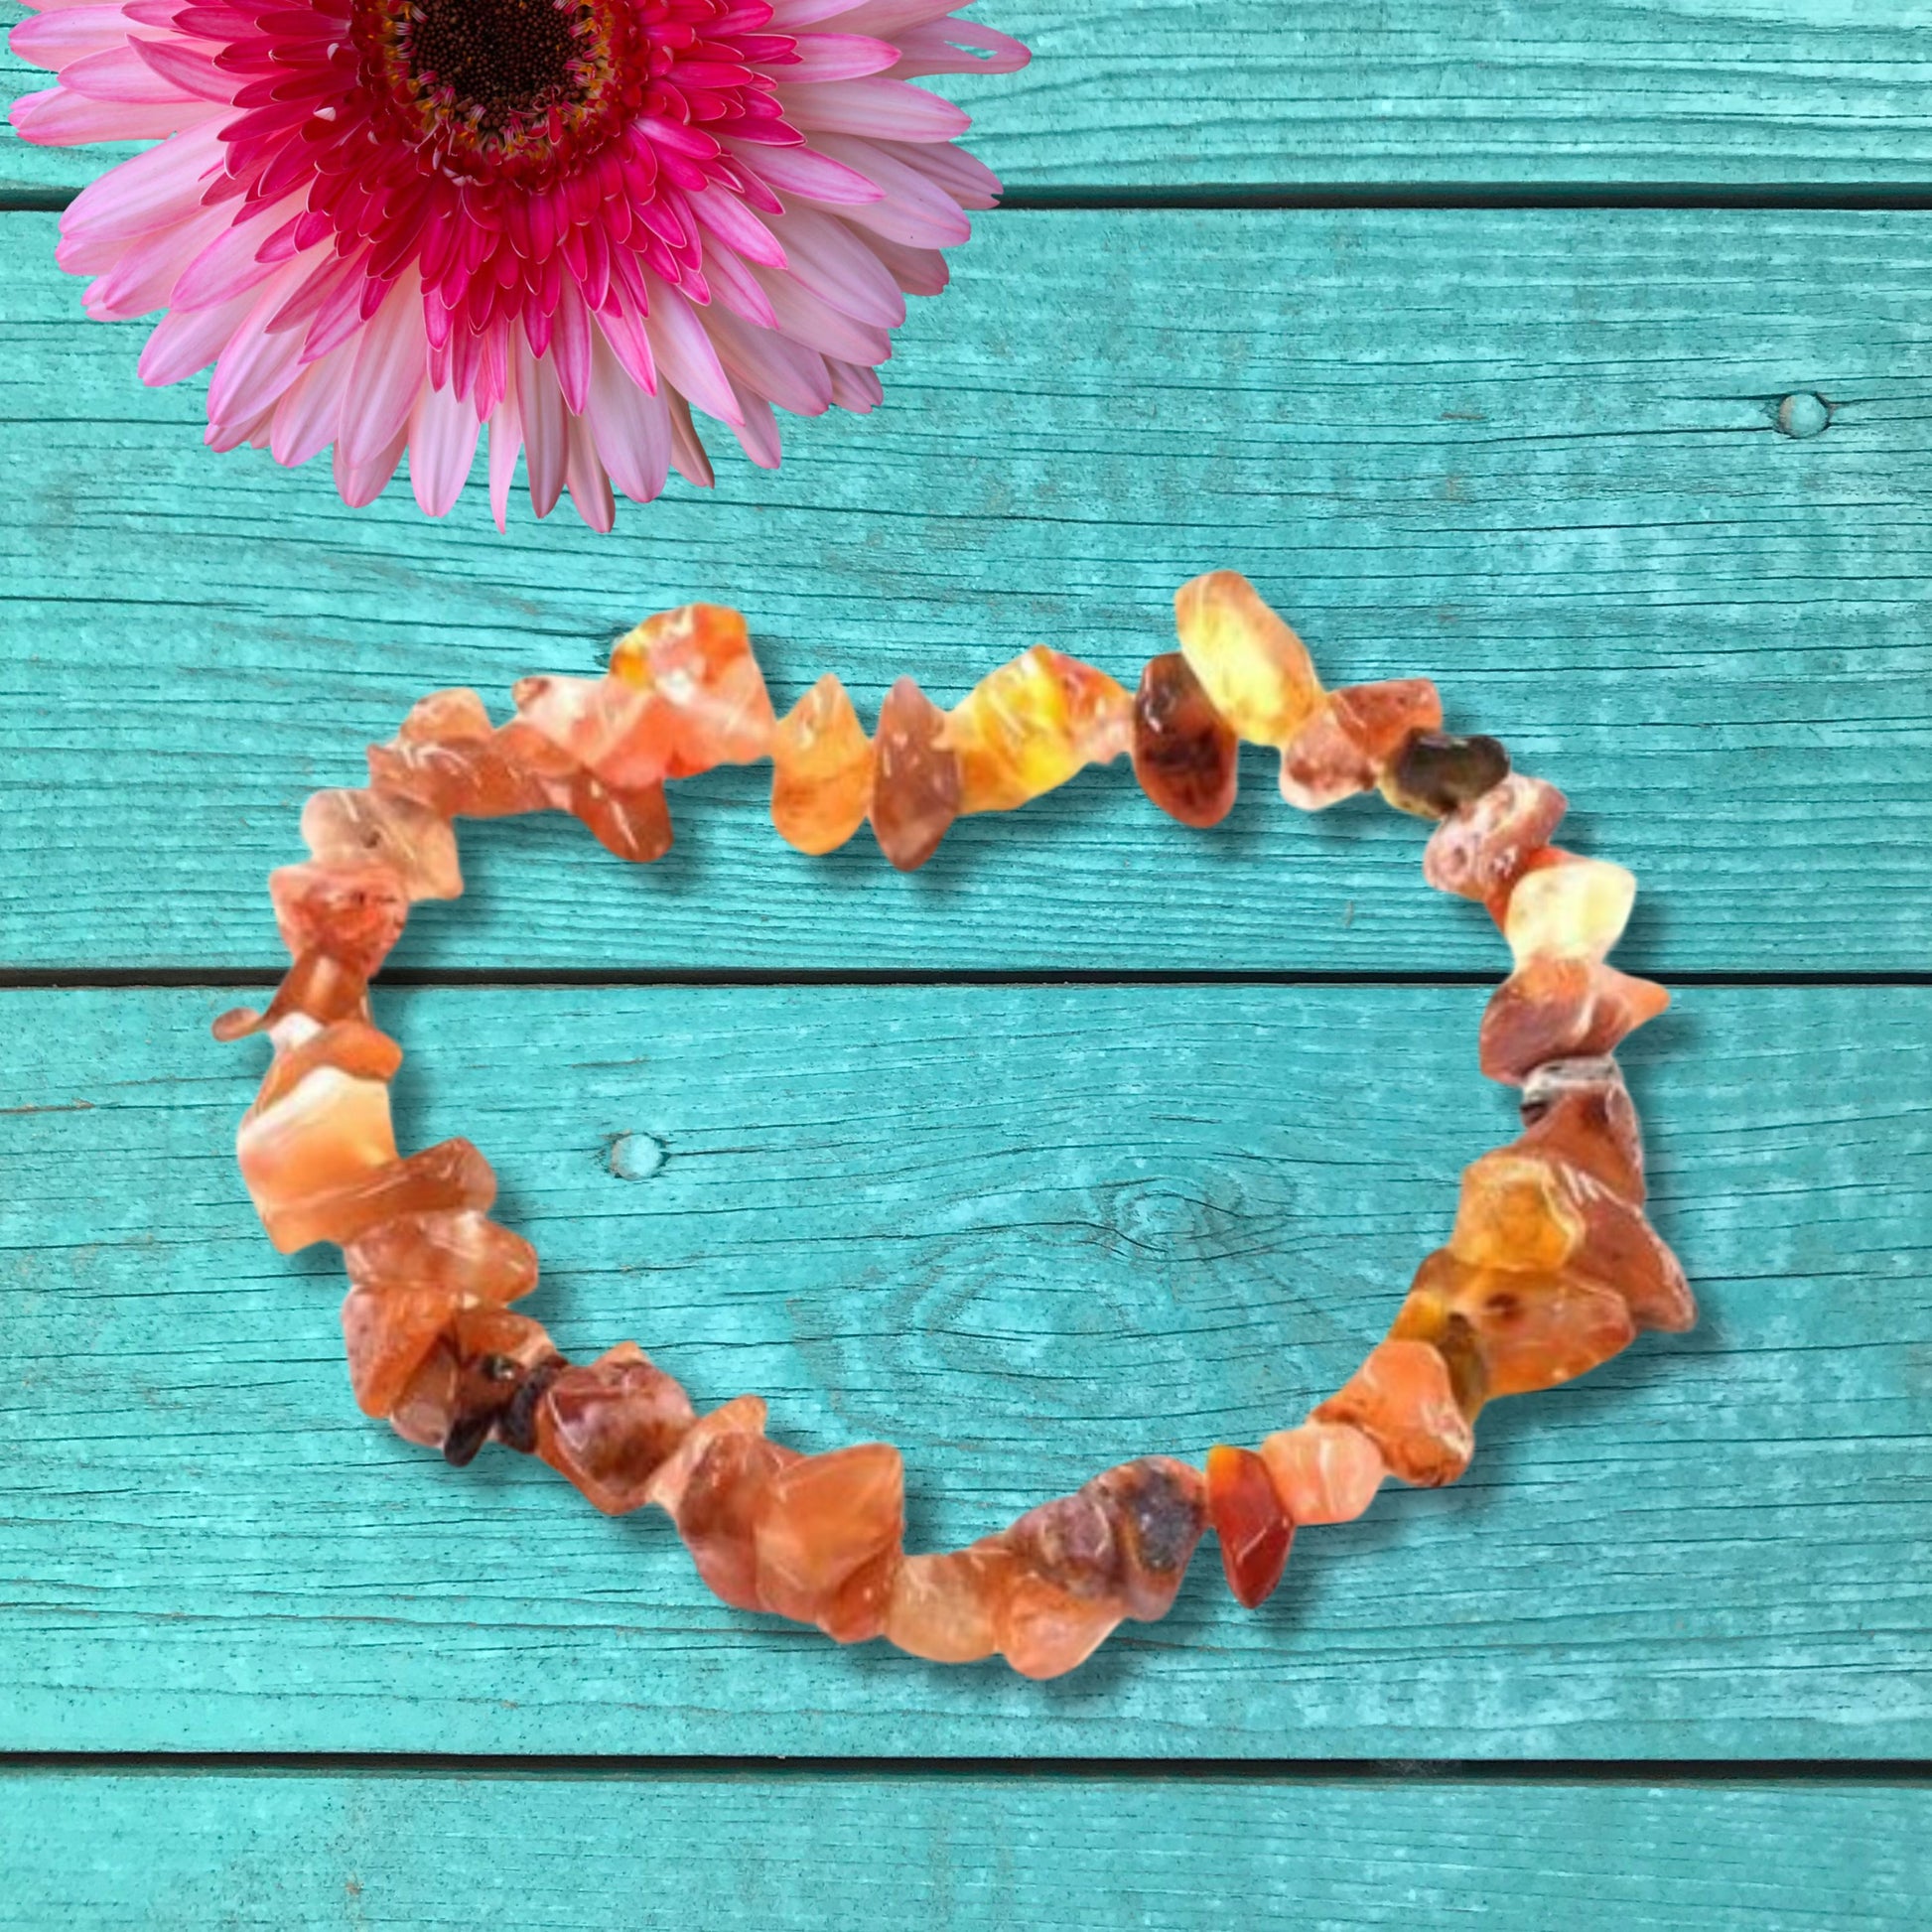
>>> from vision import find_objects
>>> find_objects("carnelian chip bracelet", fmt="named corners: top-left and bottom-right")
top-left (216, 574), bottom-right (1694, 1677)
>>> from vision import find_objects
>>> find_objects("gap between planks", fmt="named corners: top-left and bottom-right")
top-left (3, 968), bottom-right (1930, 992)
top-left (10, 185), bottom-right (1932, 216)
top-left (3, 1753), bottom-right (1929, 1784)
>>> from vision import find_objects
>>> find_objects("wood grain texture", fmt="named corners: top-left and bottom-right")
top-left (7, 3), bottom-right (1932, 196)
top-left (3, 208), bottom-right (1927, 974)
top-left (1, 1770), bottom-right (1926, 1929)
top-left (2, 982), bottom-right (1926, 1757)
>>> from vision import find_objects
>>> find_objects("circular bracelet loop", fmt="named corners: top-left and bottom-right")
top-left (218, 573), bottom-right (1694, 1679)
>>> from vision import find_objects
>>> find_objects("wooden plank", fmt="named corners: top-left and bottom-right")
top-left (7, 3), bottom-right (1932, 198)
top-left (2, 207), bottom-right (1926, 975)
top-left (1, 1770), bottom-right (1926, 1929)
top-left (1, 981), bottom-right (1925, 1758)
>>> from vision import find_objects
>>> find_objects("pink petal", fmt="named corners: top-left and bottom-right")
top-left (408, 379), bottom-right (482, 517)
top-left (808, 132), bottom-right (970, 245)
top-left (10, 6), bottom-right (137, 67)
top-left (772, 77), bottom-right (969, 142)
top-left (664, 388), bottom-right (715, 489)
top-left (724, 376), bottom-right (783, 469)
top-left (826, 356), bottom-right (884, 412)
top-left (64, 42), bottom-right (194, 101)
top-left (785, 32), bottom-right (899, 80)
top-left (12, 81), bottom-right (215, 141)
top-left (888, 18), bottom-right (1030, 77)
top-left (136, 277), bottom-right (258, 384)
top-left (564, 412), bottom-right (616, 532)
top-left (695, 235), bottom-right (781, 330)
top-left (487, 379), bottom-right (522, 533)
top-left (81, 198), bottom-right (228, 317)
top-left (334, 421), bottom-right (409, 508)
top-left (723, 135), bottom-right (882, 208)
top-left (207, 265), bottom-right (314, 423)
top-left (749, 259), bottom-right (892, 365)
top-left (337, 271), bottom-right (427, 468)
top-left (640, 271), bottom-right (743, 425)
top-left (855, 228), bottom-right (948, 296)
top-left (765, 205), bottom-right (904, 328)
top-left (170, 193), bottom-right (298, 310)
top-left (551, 274), bottom-right (592, 413)
top-left (515, 335), bottom-right (569, 517)
top-left (586, 324), bottom-right (670, 503)
top-left (130, 32), bottom-right (238, 102)
top-left (687, 179), bottom-right (789, 267)
top-left (703, 302), bottom-right (833, 417)
top-left (62, 123), bottom-right (224, 246)
top-left (875, 134), bottom-right (1001, 208)
top-left (270, 334), bottom-right (356, 467)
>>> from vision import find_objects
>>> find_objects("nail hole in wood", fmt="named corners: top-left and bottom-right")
top-left (1777, 393), bottom-right (1830, 439)
top-left (608, 1132), bottom-right (666, 1181)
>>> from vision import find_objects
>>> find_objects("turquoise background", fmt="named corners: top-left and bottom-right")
top-left (2, 4), bottom-right (1928, 1923)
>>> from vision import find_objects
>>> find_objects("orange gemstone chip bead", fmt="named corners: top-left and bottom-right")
top-left (771, 674), bottom-right (875, 855)
top-left (871, 676), bottom-right (961, 871)
top-left (1132, 650), bottom-right (1238, 827)
top-left (947, 644), bottom-right (1132, 815)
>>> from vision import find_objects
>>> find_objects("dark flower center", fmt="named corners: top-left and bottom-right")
top-left (351, 0), bottom-right (646, 185)
top-left (408, 0), bottom-right (581, 136)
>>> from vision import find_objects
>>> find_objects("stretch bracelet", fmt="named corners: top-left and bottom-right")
top-left (216, 573), bottom-right (1694, 1678)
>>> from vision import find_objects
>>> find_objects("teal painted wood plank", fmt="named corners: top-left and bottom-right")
top-left (2, 983), bottom-right (1926, 1757)
top-left (8, 3), bottom-right (1932, 196)
top-left (2, 208), bottom-right (1925, 974)
top-left (1, 1771), bottom-right (1926, 1929)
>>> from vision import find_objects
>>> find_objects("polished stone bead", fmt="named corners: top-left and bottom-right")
top-left (1132, 650), bottom-right (1239, 828)
top-left (344, 1208), bottom-right (537, 1304)
top-left (513, 673), bottom-right (671, 792)
top-left (753, 1442), bottom-right (906, 1641)
top-left (1279, 679), bottom-right (1445, 812)
top-left (642, 1394), bottom-right (770, 1517)
top-left (948, 647), bottom-right (1132, 816)
top-left (1174, 570), bottom-right (1323, 746)
top-left (770, 674), bottom-right (875, 856)
top-left (1259, 1422), bottom-right (1385, 1526)
top-left (1313, 1338), bottom-right (1476, 1486)
top-left (1397, 1249), bottom-right (1636, 1400)
top-left (567, 769), bottom-right (674, 865)
top-left (871, 676), bottom-right (961, 871)
top-left (250, 1018), bottom-right (402, 1117)
top-left (884, 1547), bottom-right (1017, 1664)
top-left (1378, 731), bottom-right (1510, 818)
top-left (1504, 856), bottom-right (1638, 967)
top-left (238, 1052), bottom-right (399, 1255)
top-left (366, 689), bottom-right (553, 818)
top-left (269, 862), bottom-right (410, 979)
top-left (1480, 958), bottom-right (1671, 1085)
top-left (674, 1426), bottom-right (802, 1611)
top-left (300, 787), bottom-right (463, 901)
top-left (1519, 1055), bottom-right (1647, 1201)
top-left (1206, 1444), bottom-right (1293, 1607)
top-left (537, 1342), bottom-right (698, 1515)
top-left (609, 602), bottom-right (776, 775)
top-left (212, 952), bottom-right (374, 1042)
top-left (265, 1137), bottom-right (496, 1255)
top-left (1087, 1456), bottom-right (1208, 1621)
top-left (1423, 775), bottom-right (1570, 901)
top-left (1451, 1151), bottom-right (1588, 1272)
top-left (341, 1283), bottom-right (465, 1419)
top-left (1001, 1455), bottom-right (1205, 1634)
top-left (996, 1571), bottom-right (1124, 1681)
top-left (388, 1305), bottom-right (557, 1456)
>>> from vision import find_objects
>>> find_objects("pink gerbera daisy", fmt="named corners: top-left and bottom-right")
top-left (9, 0), bottom-right (1027, 527)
